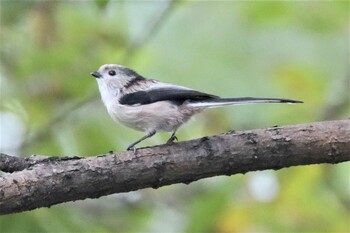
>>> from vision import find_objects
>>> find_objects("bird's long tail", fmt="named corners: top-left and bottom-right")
top-left (187, 97), bottom-right (303, 108)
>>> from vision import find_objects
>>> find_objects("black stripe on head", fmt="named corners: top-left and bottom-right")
top-left (120, 67), bottom-right (146, 89)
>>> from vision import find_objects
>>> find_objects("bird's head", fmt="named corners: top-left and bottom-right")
top-left (91, 64), bottom-right (127, 80)
top-left (91, 64), bottom-right (144, 89)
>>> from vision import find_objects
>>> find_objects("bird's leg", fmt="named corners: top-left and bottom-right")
top-left (166, 130), bottom-right (178, 144)
top-left (127, 130), bottom-right (156, 152)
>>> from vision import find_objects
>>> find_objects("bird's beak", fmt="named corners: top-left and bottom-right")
top-left (91, 71), bottom-right (102, 79)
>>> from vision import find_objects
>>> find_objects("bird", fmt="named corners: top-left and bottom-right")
top-left (91, 64), bottom-right (302, 151)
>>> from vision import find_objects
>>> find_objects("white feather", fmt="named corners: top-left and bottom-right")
top-left (147, 82), bottom-right (193, 91)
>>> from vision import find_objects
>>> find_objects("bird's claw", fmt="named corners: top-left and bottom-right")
top-left (127, 145), bottom-right (137, 153)
top-left (166, 135), bottom-right (178, 144)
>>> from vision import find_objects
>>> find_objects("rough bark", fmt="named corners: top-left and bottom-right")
top-left (0, 120), bottom-right (349, 215)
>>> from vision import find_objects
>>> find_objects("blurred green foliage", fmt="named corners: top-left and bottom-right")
top-left (0, 1), bottom-right (349, 232)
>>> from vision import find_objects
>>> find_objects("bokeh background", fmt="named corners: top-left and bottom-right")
top-left (0, 1), bottom-right (349, 232)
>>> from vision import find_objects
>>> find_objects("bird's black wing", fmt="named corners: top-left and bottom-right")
top-left (119, 88), bottom-right (219, 105)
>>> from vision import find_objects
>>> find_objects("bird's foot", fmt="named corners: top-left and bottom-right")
top-left (166, 135), bottom-right (178, 144)
top-left (127, 145), bottom-right (137, 154)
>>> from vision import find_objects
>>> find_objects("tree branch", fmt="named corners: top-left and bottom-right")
top-left (1, 120), bottom-right (349, 215)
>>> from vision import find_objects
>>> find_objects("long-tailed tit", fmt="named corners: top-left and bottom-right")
top-left (91, 64), bottom-right (302, 151)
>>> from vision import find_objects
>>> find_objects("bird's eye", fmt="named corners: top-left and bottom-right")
top-left (108, 70), bottom-right (116, 76)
